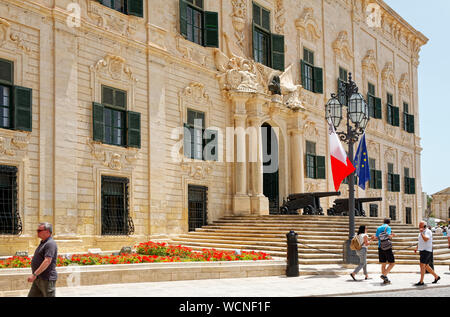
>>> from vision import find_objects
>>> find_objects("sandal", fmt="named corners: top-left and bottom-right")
top-left (350, 273), bottom-right (356, 281)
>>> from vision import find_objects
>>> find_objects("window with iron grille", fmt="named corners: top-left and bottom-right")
top-left (405, 207), bottom-right (412, 224)
top-left (0, 59), bottom-right (32, 132)
top-left (101, 176), bottom-right (134, 236)
top-left (389, 205), bottom-right (396, 221)
top-left (188, 185), bottom-right (207, 232)
top-left (0, 165), bottom-right (22, 235)
top-left (369, 204), bottom-right (378, 218)
top-left (98, 0), bottom-right (143, 17)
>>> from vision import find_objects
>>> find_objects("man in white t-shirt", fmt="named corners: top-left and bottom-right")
top-left (414, 221), bottom-right (440, 286)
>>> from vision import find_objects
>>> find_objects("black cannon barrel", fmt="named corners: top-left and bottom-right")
top-left (355, 197), bottom-right (383, 203)
top-left (288, 191), bottom-right (341, 200)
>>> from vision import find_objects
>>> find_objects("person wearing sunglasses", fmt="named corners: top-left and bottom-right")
top-left (27, 222), bottom-right (58, 297)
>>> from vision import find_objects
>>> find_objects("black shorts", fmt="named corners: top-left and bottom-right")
top-left (378, 248), bottom-right (395, 263)
top-left (419, 250), bottom-right (433, 265)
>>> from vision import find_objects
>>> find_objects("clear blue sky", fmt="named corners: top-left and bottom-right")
top-left (385, 0), bottom-right (450, 196)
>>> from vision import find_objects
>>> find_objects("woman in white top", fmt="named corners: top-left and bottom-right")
top-left (350, 225), bottom-right (371, 281)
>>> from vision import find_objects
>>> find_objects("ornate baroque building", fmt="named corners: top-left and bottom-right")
top-left (0, 0), bottom-right (427, 254)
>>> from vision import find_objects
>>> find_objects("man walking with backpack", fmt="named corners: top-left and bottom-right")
top-left (373, 218), bottom-right (396, 284)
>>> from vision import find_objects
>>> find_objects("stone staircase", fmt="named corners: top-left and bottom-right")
top-left (169, 215), bottom-right (450, 265)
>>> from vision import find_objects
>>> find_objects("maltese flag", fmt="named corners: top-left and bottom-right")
top-left (327, 119), bottom-right (355, 191)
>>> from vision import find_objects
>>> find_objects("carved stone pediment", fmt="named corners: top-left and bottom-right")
top-left (398, 73), bottom-right (411, 97)
top-left (332, 31), bottom-right (354, 62)
top-left (296, 8), bottom-right (322, 42)
top-left (0, 131), bottom-right (31, 157)
top-left (362, 50), bottom-right (379, 76)
top-left (87, 139), bottom-right (139, 171)
top-left (86, 0), bottom-right (138, 37)
top-left (0, 18), bottom-right (31, 54)
top-left (181, 160), bottom-right (214, 180)
top-left (381, 62), bottom-right (396, 87)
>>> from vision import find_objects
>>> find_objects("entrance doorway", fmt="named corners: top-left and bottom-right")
top-left (262, 123), bottom-right (279, 214)
top-left (188, 185), bottom-right (208, 231)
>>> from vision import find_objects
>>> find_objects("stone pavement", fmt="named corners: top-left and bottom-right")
top-left (2, 264), bottom-right (449, 297)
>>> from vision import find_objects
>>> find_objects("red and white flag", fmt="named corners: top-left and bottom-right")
top-left (327, 119), bottom-right (355, 191)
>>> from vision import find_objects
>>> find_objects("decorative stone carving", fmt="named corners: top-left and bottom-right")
top-left (214, 47), bottom-right (260, 94)
top-left (90, 54), bottom-right (138, 108)
top-left (230, 0), bottom-right (247, 50)
top-left (362, 49), bottom-right (379, 76)
top-left (86, 0), bottom-right (137, 37)
top-left (181, 161), bottom-right (213, 180)
top-left (386, 192), bottom-right (397, 203)
top-left (367, 189), bottom-right (381, 198)
top-left (87, 139), bottom-right (139, 171)
top-left (0, 18), bottom-right (31, 54)
top-left (303, 120), bottom-right (319, 142)
top-left (274, 0), bottom-right (286, 34)
top-left (398, 73), bottom-right (411, 97)
top-left (0, 132), bottom-right (31, 157)
top-left (305, 180), bottom-right (320, 193)
top-left (296, 8), bottom-right (322, 42)
top-left (332, 31), bottom-right (354, 62)
top-left (384, 146), bottom-right (396, 163)
top-left (176, 35), bottom-right (208, 66)
top-left (381, 62), bottom-right (396, 87)
top-left (279, 64), bottom-right (304, 111)
top-left (178, 82), bottom-right (212, 126)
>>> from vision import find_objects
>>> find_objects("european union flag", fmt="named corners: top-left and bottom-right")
top-left (354, 133), bottom-right (370, 190)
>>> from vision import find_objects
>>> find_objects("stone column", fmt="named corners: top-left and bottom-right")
top-left (230, 93), bottom-right (251, 215)
top-left (52, 20), bottom-right (79, 237)
top-left (289, 130), bottom-right (304, 194)
top-left (248, 115), bottom-right (269, 215)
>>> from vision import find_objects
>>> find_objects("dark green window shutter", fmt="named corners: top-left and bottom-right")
top-left (179, 0), bottom-right (188, 38)
top-left (203, 129), bottom-right (218, 161)
top-left (0, 59), bottom-right (13, 85)
top-left (313, 66), bottom-right (323, 94)
top-left (92, 102), bottom-right (104, 142)
top-left (315, 155), bottom-right (326, 179)
top-left (376, 170), bottom-right (382, 189)
top-left (183, 123), bottom-right (192, 159)
top-left (204, 11), bottom-right (219, 48)
top-left (404, 176), bottom-right (410, 194)
top-left (127, 111), bottom-right (141, 148)
top-left (393, 106), bottom-right (400, 127)
top-left (271, 33), bottom-right (285, 71)
top-left (300, 60), bottom-right (306, 87)
top-left (13, 86), bottom-right (32, 132)
top-left (375, 97), bottom-right (382, 119)
top-left (409, 178), bottom-right (416, 194)
top-left (408, 114), bottom-right (415, 133)
top-left (393, 174), bottom-right (400, 192)
top-left (128, 0), bottom-right (143, 17)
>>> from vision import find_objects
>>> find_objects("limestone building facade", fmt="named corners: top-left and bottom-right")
top-left (431, 188), bottom-right (450, 223)
top-left (0, 0), bottom-right (428, 254)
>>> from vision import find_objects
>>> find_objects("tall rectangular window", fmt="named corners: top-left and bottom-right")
top-left (338, 67), bottom-right (348, 106)
top-left (302, 48), bottom-right (315, 92)
top-left (101, 176), bottom-right (132, 236)
top-left (99, 0), bottom-right (143, 17)
top-left (0, 59), bottom-right (33, 132)
top-left (0, 165), bottom-right (21, 235)
top-left (102, 86), bottom-right (127, 147)
top-left (306, 141), bottom-right (316, 179)
top-left (405, 207), bottom-right (412, 224)
top-left (389, 205), bottom-right (396, 221)
top-left (253, 3), bottom-right (271, 67)
top-left (369, 204), bottom-right (378, 218)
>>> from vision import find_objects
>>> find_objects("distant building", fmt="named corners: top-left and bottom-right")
top-left (431, 188), bottom-right (450, 223)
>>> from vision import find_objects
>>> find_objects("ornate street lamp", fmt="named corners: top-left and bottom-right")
top-left (325, 73), bottom-right (369, 264)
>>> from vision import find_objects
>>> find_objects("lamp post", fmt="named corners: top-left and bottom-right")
top-left (325, 73), bottom-right (369, 264)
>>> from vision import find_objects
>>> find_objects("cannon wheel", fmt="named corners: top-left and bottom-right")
top-left (280, 206), bottom-right (289, 215)
top-left (318, 207), bottom-right (324, 216)
top-left (327, 208), bottom-right (335, 216)
top-left (303, 205), bottom-right (313, 215)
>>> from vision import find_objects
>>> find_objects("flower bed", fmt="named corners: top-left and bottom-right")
top-left (0, 241), bottom-right (271, 268)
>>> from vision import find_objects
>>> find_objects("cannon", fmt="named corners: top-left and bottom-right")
top-left (280, 191), bottom-right (341, 215)
top-left (327, 197), bottom-right (383, 217)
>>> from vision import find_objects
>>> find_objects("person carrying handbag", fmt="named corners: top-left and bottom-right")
top-left (350, 225), bottom-right (371, 281)
top-left (374, 218), bottom-right (396, 284)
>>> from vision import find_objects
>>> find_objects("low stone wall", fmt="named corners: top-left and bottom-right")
top-left (0, 260), bottom-right (286, 293)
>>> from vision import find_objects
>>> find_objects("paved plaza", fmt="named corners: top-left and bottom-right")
top-left (2, 264), bottom-right (449, 297)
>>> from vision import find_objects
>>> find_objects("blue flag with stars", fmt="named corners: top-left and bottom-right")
top-left (354, 133), bottom-right (370, 190)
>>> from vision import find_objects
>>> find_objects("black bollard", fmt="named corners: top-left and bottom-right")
top-left (286, 230), bottom-right (299, 277)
